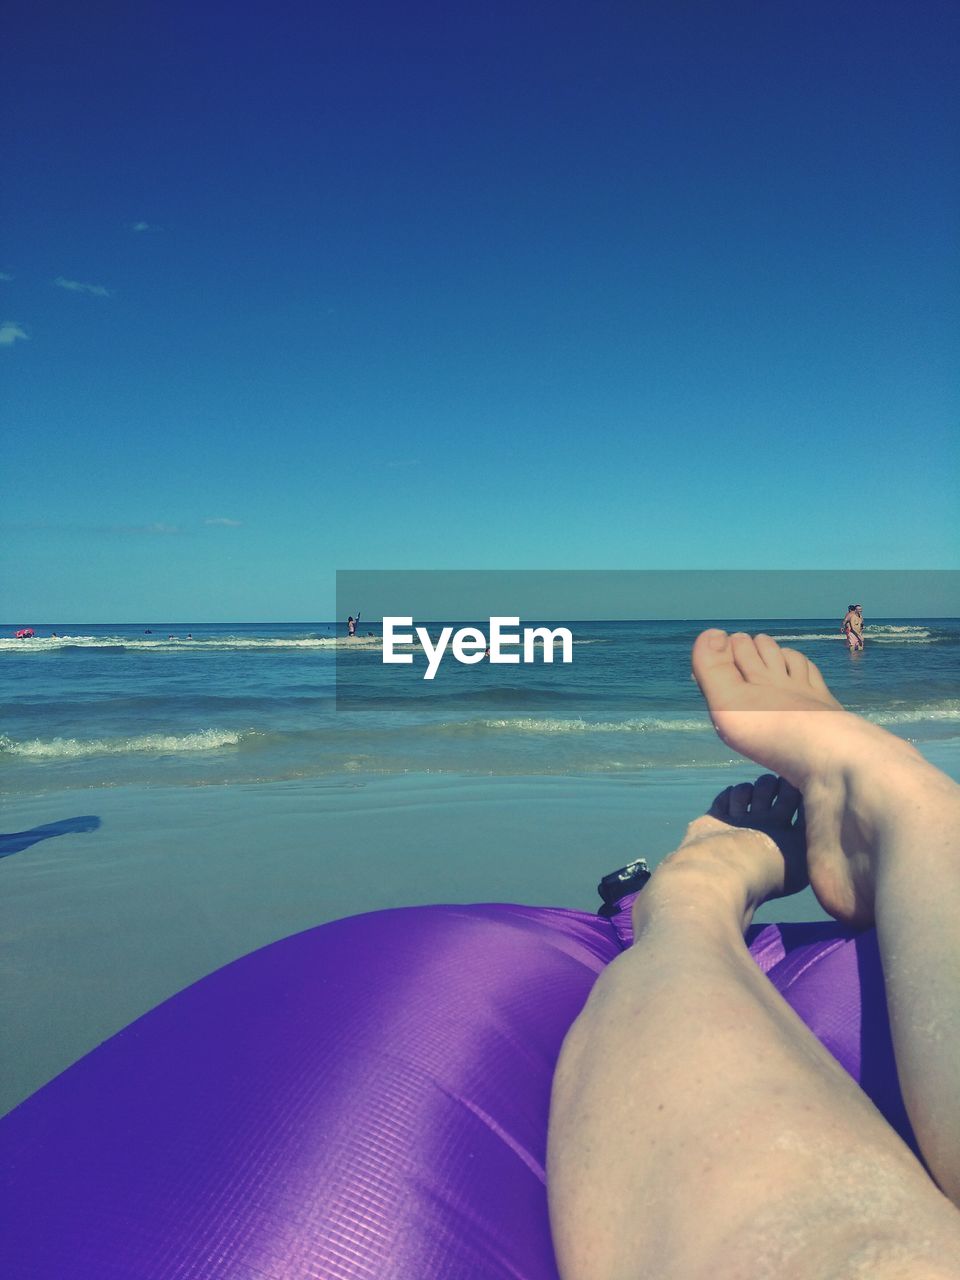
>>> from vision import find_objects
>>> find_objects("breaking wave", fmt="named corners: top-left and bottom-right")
top-left (0, 633), bottom-right (608, 655)
top-left (776, 626), bottom-right (936, 643)
top-left (0, 729), bottom-right (250, 760)
top-left (474, 716), bottom-right (713, 733)
top-left (0, 635), bottom-right (365, 653)
top-left (868, 701), bottom-right (960, 726)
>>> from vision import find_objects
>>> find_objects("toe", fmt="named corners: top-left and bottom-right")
top-left (692, 631), bottom-right (751, 711)
top-left (691, 634), bottom-right (768, 716)
top-left (804, 657), bottom-right (843, 706)
top-left (807, 661), bottom-right (828, 690)
top-left (728, 781), bottom-right (753, 819)
top-left (772, 778), bottom-right (802, 825)
top-left (731, 633), bottom-right (771, 683)
top-left (750, 772), bottom-right (779, 815)
top-left (708, 785), bottom-right (733, 819)
top-left (755, 634), bottom-right (789, 679)
top-left (781, 648), bottom-right (810, 680)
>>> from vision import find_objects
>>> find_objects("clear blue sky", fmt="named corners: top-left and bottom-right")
top-left (2, 1), bottom-right (957, 621)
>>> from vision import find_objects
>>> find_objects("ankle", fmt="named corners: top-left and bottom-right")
top-left (840, 741), bottom-right (956, 845)
top-left (632, 836), bottom-right (768, 940)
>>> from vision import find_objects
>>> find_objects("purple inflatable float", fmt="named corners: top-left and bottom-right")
top-left (0, 885), bottom-right (909, 1279)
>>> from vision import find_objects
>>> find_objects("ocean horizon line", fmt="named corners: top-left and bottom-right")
top-left (4, 614), bottom-right (959, 628)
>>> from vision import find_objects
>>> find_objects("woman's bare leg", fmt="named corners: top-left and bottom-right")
top-left (691, 629), bottom-right (960, 1203)
top-left (548, 778), bottom-right (960, 1280)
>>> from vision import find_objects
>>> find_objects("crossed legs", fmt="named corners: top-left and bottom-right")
top-left (547, 631), bottom-right (960, 1279)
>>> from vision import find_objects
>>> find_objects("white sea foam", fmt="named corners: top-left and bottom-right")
top-left (867, 635), bottom-right (936, 644)
top-left (869, 625), bottom-right (934, 634)
top-left (868, 701), bottom-right (960, 726)
top-left (475, 701), bottom-right (960, 734)
top-left (0, 635), bottom-right (378, 653)
top-left (477, 716), bottom-right (713, 733)
top-left (0, 633), bottom-right (610, 654)
top-left (0, 729), bottom-right (247, 759)
top-left (776, 626), bottom-right (933, 643)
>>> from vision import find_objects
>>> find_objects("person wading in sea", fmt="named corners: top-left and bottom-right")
top-left (841, 602), bottom-right (864, 651)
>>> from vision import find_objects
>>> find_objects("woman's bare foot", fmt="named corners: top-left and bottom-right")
top-left (691, 629), bottom-right (956, 927)
top-left (634, 774), bottom-right (807, 937)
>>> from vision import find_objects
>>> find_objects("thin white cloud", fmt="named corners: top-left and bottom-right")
top-left (97, 522), bottom-right (184, 536)
top-left (0, 271), bottom-right (13, 282)
top-left (54, 276), bottom-right (112, 298)
top-left (0, 321), bottom-right (28, 346)
top-left (204, 517), bottom-right (242, 527)
top-left (132, 522), bottom-right (182, 535)
top-left (130, 221), bottom-right (153, 232)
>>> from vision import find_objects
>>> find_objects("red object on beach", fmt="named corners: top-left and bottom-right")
top-left (15, 628), bottom-right (35, 638)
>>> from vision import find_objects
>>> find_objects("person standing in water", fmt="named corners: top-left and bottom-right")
top-left (347, 615), bottom-right (357, 637)
top-left (841, 602), bottom-right (864, 650)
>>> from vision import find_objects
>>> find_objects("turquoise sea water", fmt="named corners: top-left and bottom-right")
top-left (2, 618), bottom-right (958, 793)
top-left (2, 617), bottom-right (958, 1114)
